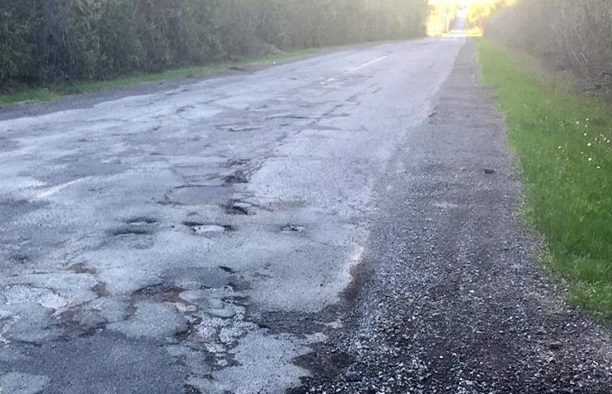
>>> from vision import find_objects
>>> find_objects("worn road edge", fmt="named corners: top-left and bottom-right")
top-left (291, 40), bottom-right (612, 393)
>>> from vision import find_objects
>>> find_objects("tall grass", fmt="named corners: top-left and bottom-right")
top-left (478, 40), bottom-right (612, 319)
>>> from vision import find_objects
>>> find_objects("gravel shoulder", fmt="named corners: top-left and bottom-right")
top-left (294, 41), bottom-right (612, 393)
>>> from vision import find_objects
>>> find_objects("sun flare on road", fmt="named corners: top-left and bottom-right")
top-left (427, 0), bottom-right (515, 37)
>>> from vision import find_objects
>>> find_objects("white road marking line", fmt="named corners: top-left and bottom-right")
top-left (346, 55), bottom-right (390, 73)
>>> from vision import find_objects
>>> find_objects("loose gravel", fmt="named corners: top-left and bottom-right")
top-left (292, 41), bottom-right (612, 394)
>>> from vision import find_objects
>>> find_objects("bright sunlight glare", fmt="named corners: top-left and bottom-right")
top-left (426, 0), bottom-right (514, 37)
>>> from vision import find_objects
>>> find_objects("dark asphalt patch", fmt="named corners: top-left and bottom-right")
top-left (91, 282), bottom-right (109, 297)
top-left (8, 254), bottom-right (31, 264)
top-left (184, 384), bottom-right (203, 394)
top-left (110, 226), bottom-right (153, 237)
top-left (0, 137), bottom-right (20, 151)
top-left (0, 332), bottom-right (186, 394)
top-left (0, 199), bottom-right (46, 224)
top-left (66, 262), bottom-right (98, 275)
top-left (222, 170), bottom-right (250, 185)
top-left (221, 201), bottom-right (251, 215)
top-left (225, 158), bottom-right (250, 167)
top-left (131, 283), bottom-right (184, 302)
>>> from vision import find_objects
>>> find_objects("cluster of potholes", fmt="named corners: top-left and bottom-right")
top-left (43, 263), bottom-right (255, 376)
top-left (108, 193), bottom-right (307, 240)
top-left (56, 201), bottom-right (309, 380)
top-left (1, 147), bottom-right (314, 391)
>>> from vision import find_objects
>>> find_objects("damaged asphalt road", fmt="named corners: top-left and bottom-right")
top-left (1, 37), bottom-right (611, 394)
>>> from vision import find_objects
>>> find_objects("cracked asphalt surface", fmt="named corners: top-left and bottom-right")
top-left (1, 37), bottom-right (611, 394)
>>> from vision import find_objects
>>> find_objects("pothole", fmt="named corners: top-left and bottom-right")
top-left (131, 283), bottom-right (184, 303)
top-left (226, 158), bottom-right (250, 167)
top-left (126, 217), bottom-right (158, 226)
top-left (110, 227), bottom-right (152, 237)
top-left (9, 254), bottom-right (30, 264)
top-left (176, 105), bottom-right (195, 114)
top-left (219, 125), bottom-right (261, 133)
top-left (66, 263), bottom-right (98, 275)
top-left (223, 170), bottom-right (249, 185)
top-left (192, 225), bottom-right (229, 234)
top-left (184, 384), bottom-right (203, 394)
top-left (183, 221), bottom-right (236, 234)
top-left (221, 201), bottom-right (251, 216)
top-left (281, 224), bottom-right (306, 233)
top-left (92, 282), bottom-right (109, 297)
top-left (265, 114), bottom-right (310, 120)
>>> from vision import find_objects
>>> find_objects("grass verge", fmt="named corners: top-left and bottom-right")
top-left (0, 48), bottom-right (321, 107)
top-left (477, 39), bottom-right (612, 320)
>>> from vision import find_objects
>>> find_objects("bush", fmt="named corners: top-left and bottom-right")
top-left (486, 0), bottom-right (612, 86)
top-left (0, 0), bottom-right (428, 88)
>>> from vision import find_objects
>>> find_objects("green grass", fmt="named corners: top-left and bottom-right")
top-left (478, 39), bottom-right (612, 320)
top-left (0, 48), bottom-right (320, 107)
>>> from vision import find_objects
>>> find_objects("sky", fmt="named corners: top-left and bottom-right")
top-left (429, 0), bottom-right (500, 5)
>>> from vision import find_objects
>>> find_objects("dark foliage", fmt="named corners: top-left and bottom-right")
top-left (0, 0), bottom-right (427, 88)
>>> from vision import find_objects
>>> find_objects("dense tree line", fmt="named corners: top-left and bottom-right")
top-left (486, 0), bottom-right (612, 87)
top-left (0, 0), bottom-right (427, 90)
top-left (426, 0), bottom-right (514, 37)
top-left (464, 0), bottom-right (516, 33)
top-left (426, 1), bottom-right (458, 36)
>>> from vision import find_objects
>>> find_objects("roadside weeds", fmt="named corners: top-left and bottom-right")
top-left (0, 48), bottom-right (321, 108)
top-left (478, 39), bottom-right (612, 320)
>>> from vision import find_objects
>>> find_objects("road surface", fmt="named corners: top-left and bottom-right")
top-left (1, 38), bottom-right (611, 393)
